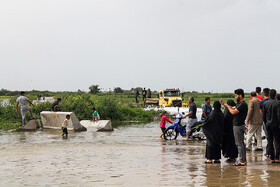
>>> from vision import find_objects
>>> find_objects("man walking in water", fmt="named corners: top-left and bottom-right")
top-left (220, 89), bottom-right (248, 166)
top-left (16, 91), bottom-right (34, 127)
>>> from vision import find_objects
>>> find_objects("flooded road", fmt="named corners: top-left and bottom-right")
top-left (0, 123), bottom-right (280, 186)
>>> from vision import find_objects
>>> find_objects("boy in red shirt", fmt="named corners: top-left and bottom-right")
top-left (160, 111), bottom-right (173, 138)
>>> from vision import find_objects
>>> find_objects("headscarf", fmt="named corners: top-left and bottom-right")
top-left (227, 100), bottom-right (236, 107)
top-left (213, 101), bottom-right (221, 112)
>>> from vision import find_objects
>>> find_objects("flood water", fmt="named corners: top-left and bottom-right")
top-left (0, 123), bottom-right (280, 186)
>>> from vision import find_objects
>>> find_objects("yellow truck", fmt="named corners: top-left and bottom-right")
top-left (144, 89), bottom-right (188, 108)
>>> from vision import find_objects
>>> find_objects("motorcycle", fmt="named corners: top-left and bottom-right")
top-left (163, 113), bottom-right (206, 140)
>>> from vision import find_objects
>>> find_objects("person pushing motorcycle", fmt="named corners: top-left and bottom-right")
top-left (183, 96), bottom-right (197, 141)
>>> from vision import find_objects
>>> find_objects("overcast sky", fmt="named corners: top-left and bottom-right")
top-left (0, 0), bottom-right (279, 92)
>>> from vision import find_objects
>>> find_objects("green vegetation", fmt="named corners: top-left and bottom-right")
top-left (0, 92), bottom-right (161, 130)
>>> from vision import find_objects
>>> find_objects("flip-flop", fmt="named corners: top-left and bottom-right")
top-left (214, 161), bottom-right (221, 163)
top-left (233, 163), bottom-right (247, 166)
top-left (204, 161), bottom-right (213, 164)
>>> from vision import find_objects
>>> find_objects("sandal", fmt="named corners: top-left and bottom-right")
top-left (214, 161), bottom-right (221, 163)
top-left (264, 154), bottom-right (270, 158)
top-left (233, 162), bottom-right (247, 166)
top-left (204, 161), bottom-right (213, 164)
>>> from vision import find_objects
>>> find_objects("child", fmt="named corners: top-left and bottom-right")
top-left (62, 114), bottom-right (70, 137)
top-left (92, 107), bottom-right (100, 122)
top-left (160, 111), bottom-right (173, 138)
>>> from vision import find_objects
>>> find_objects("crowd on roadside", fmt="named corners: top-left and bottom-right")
top-left (160, 87), bottom-right (280, 166)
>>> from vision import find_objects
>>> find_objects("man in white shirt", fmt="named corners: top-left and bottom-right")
top-left (16, 91), bottom-right (34, 127)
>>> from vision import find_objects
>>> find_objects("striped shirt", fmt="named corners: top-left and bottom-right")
top-left (62, 119), bottom-right (69, 128)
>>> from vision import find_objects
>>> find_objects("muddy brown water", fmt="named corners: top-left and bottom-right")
top-left (0, 123), bottom-right (280, 186)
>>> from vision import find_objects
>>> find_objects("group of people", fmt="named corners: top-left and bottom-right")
top-left (16, 93), bottom-right (100, 138)
top-left (206, 87), bottom-right (280, 166)
top-left (160, 87), bottom-right (280, 166)
top-left (135, 88), bottom-right (152, 103)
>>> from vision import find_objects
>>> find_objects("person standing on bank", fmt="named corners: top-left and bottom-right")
top-left (201, 97), bottom-right (212, 121)
top-left (16, 91), bottom-right (35, 127)
top-left (183, 96), bottom-right (197, 141)
top-left (51, 98), bottom-right (62, 112)
top-left (147, 89), bottom-right (152, 98)
top-left (245, 92), bottom-right (263, 151)
top-left (263, 89), bottom-right (280, 163)
top-left (135, 89), bottom-right (140, 103)
top-left (142, 88), bottom-right (147, 101)
top-left (202, 101), bottom-right (224, 164)
top-left (220, 89), bottom-right (248, 166)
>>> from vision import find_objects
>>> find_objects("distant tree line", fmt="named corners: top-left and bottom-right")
top-left (1, 86), bottom-right (238, 97)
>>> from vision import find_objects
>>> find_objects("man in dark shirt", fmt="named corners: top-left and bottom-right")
top-left (259, 88), bottom-right (270, 157)
top-left (260, 88), bottom-right (270, 114)
top-left (147, 89), bottom-right (152, 98)
top-left (142, 88), bottom-right (147, 101)
top-left (51, 98), bottom-right (62, 112)
top-left (263, 89), bottom-right (280, 163)
top-left (135, 90), bottom-right (140, 103)
top-left (183, 96), bottom-right (197, 141)
top-left (220, 89), bottom-right (248, 166)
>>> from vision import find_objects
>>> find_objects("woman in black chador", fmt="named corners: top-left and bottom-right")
top-left (202, 101), bottom-right (224, 164)
top-left (222, 100), bottom-right (238, 162)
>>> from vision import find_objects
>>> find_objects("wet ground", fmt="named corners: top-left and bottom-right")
top-left (0, 123), bottom-right (280, 186)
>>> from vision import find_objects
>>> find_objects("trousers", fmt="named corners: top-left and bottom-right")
top-left (233, 125), bottom-right (246, 163)
top-left (266, 123), bottom-right (280, 160)
top-left (246, 124), bottom-right (262, 149)
top-left (20, 106), bottom-right (33, 124)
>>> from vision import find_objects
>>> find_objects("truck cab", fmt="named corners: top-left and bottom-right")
top-left (158, 89), bottom-right (187, 108)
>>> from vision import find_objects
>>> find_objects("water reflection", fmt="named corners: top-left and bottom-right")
top-left (0, 122), bottom-right (279, 186)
